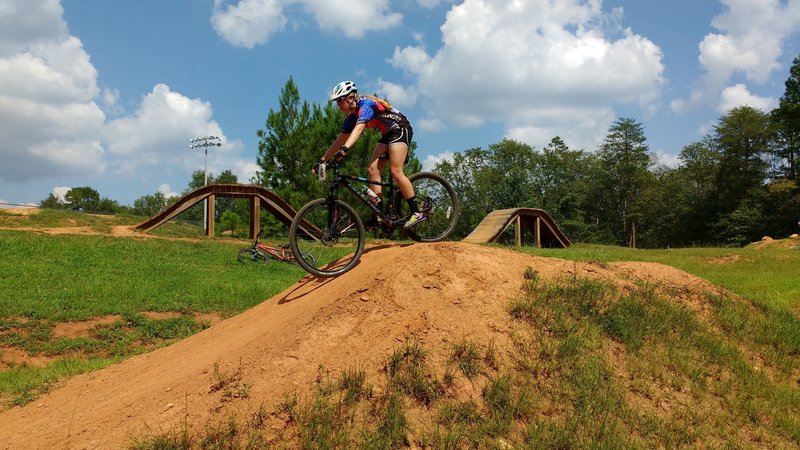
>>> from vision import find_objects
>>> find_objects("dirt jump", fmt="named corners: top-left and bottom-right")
top-left (0, 241), bottom-right (723, 448)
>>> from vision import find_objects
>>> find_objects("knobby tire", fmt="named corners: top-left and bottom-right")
top-left (289, 198), bottom-right (365, 278)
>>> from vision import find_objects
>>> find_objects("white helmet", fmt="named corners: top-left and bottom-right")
top-left (330, 80), bottom-right (357, 102)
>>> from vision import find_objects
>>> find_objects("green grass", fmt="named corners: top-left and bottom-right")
top-left (0, 208), bottom-right (140, 230)
top-left (520, 243), bottom-right (800, 310)
top-left (0, 230), bottom-right (302, 319)
top-left (3, 210), bottom-right (799, 447)
top-left (0, 227), bottom-right (307, 406)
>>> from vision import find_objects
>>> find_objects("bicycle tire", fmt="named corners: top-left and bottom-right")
top-left (289, 198), bottom-right (365, 278)
top-left (296, 250), bottom-right (317, 267)
top-left (398, 172), bottom-right (460, 242)
top-left (237, 247), bottom-right (268, 265)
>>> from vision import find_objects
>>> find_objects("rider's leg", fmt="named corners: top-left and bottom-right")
top-left (387, 143), bottom-right (423, 221)
top-left (367, 144), bottom-right (388, 198)
top-left (387, 142), bottom-right (414, 201)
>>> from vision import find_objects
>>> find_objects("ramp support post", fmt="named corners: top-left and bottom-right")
top-left (205, 194), bottom-right (215, 237)
top-left (249, 196), bottom-right (261, 239)
top-left (515, 215), bottom-right (522, 246)
top-left (535, 216), bottom-right (541, 248)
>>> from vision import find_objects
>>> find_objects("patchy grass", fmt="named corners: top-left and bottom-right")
top-left (525, 243), bottom-right (800, 311)
top-left (131, 272), bottom-right (800, 448)
top-left (0, 228), bottom-right (305, 407)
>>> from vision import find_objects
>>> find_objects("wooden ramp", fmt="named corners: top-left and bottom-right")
top-left (135, 184), bottom-right (317, 239)
top-left (463, 208), bottom-right (570, 248)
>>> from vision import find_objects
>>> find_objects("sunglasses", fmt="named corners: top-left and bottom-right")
top-left (335, 96), bottom-right (349, 104)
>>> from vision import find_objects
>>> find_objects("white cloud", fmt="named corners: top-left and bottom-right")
top-left (717, 84), bottom-right (777, 113)
top-left (422, 151), bottom-right (455, 171)
top-left (376, 79), bottom-right (418, 108)
top-left (417, 116), bottom-right (445, 132)
top-left (105, 84), bottom-right (221, 157)
top-left (0, 5), bottom-right (106, 182)
top-left (232, 160), bottom-right (261, 184)
top-left (211, 0), bottom-right (286, 48)
top-left (300, 0), bottom-right (401, 38)
top-left (0, 0), bottom-right (252, 204)
top-left (674, 0), bottom-right (800, 111)
top-left (388, 0), bottom-right (665, 150)
top-left (0, 0), bottom-right (67, 56)
top-left (654, 151), bottom-right (681, 168)
top-left (211, 0), bottom-right (402, 47)
top-left (52, 186), bottom-right (70, 202)
top-left (157, 184), bottom-right (178, 199)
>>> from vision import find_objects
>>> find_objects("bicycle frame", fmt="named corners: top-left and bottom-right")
top-left (249, 229), bottom-right (293, 261)
top-left (323, 160), bottom-right (406, 229)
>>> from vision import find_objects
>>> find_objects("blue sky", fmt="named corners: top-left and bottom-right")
top-left (1, 0), bottom-right (799, 207)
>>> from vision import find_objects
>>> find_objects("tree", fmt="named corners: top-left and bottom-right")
top-left (485, 139), bottom-right (538, 209)
top-left (531, 137), bottom-right (597, 241)
top-left (432, 148), bottom-right (491, 238)
top-left (65, 186), bottom-right (100, 212)
top-left (711, 106), bottom-right (772, 216)
top-left (132, 191), bottom-right (168, 217)
top-left (594, 118), bottom-right (654, 247)
top-left (220, 210), bottom-right (242, 236)
top-left (255, 77), bottom-right (318, 204)
top-left (771, 54), bottom-right (800, 180)
top-left (39, 193), bottom-right (66, 209)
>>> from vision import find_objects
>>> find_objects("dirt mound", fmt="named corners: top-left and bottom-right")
top-left (0, 243), bottom-right (721, 448)
top-left (748, 234), bottom-right (800, 249)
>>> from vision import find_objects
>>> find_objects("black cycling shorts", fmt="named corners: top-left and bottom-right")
top-left (378, 126), bottom-right (413, 161)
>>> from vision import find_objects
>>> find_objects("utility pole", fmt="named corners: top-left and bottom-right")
top-left (189, 136), bottom-right (221, 233)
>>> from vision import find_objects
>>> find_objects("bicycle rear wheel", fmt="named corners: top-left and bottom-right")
top-left (289, 198), bottom-right (365, 278)
top-left (237, 248), bottom-right (268, 265)
top-left (399, 172), bottom-right (460, 242)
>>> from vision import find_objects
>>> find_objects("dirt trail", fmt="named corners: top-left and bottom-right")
top-left (0, 242), bottom-right (719, 449)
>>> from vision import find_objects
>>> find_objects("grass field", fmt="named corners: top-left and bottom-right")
top-left (1, 209), bottom-right (798, 447)
top-left (524, 242), bottom-right (800, 311)
top-left (0, 209), bottom-right (308, 406)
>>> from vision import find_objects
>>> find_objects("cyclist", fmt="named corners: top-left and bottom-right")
top-left (314, 80), bottom-right (426, 229)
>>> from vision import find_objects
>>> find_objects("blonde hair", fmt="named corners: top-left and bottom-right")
top-left (362, 95), bottom-right (393, 110)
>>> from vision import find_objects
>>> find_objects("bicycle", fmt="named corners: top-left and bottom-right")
top-left (288, 154), bottom-right (460, 278)
top-left (238, 228), bottom-right (317, 266)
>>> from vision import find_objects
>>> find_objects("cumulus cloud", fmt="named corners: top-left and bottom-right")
top-left (717, 84), bottom-right (777, 113)
top-left (0, 0), bottom-right (67, 56)
top-left (0, 1), bottom-right (106, 182)
top-left (673, 0), bottom-right (800, 111)
top-left (211, 0), bottom-right (402, 47)
top-left (211, 0), bottom-right (286, 48)
top-left (376, 78), bottom-right (418, 108)
top-left (388, 0), bottom-right (665, 150)
top-left (0, 0), bottom-right (249, 203)
top-left (422, 151), bottom-right (455, 171)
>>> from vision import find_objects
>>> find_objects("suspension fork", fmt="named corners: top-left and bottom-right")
top-left (324, 175), bottom-right (344, 237)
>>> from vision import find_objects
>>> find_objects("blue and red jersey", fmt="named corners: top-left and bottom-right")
top-left (341, 97), bottom-right (411, 136)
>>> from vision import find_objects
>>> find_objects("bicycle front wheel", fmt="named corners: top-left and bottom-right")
top-left (399, 172), bottom-right (460, 242)
top-left (289, 198), bottom-right (365, 278)
top-left (238, 248), bottom-right (267, 265)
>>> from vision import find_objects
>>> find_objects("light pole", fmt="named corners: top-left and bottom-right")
top-left (189, 136), bottom-right (222, 232)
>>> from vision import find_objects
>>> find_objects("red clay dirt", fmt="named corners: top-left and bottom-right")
top-left (0, 242), bottom-right (722, 449)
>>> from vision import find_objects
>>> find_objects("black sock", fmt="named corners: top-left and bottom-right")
top-left (407, 196), bottom-right (419, 213)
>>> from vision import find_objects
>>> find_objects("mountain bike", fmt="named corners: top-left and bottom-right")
top-left (288, 155), bottom-right (460, 278)
top-left (238, 228), bottom-right (316, 266)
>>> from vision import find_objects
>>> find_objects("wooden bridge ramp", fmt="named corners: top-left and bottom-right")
top-left (462, 208), bottom-right (570, 248)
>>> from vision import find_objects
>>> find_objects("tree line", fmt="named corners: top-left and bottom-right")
top-left (41, 57), bottom-right (800, 247)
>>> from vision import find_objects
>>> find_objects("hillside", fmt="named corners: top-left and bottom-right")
top-left (0, 241), bottom-right (737, 448)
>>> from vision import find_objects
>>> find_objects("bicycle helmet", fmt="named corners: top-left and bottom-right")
top-left (330, 80), bottom-right (357, 102)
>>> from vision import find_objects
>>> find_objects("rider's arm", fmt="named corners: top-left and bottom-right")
top-left (321, 133), bottom-right (350, 162)
top-left (341, 123), bottom-right (366, 151)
